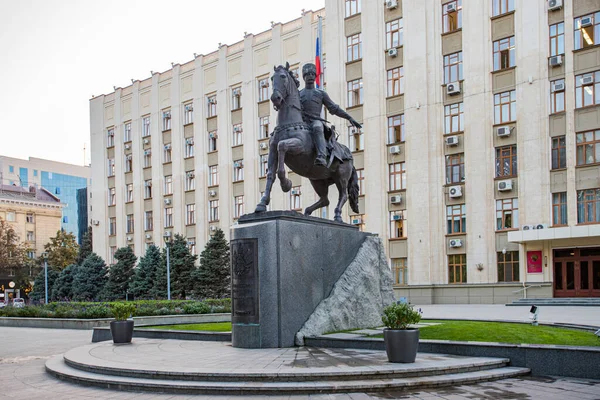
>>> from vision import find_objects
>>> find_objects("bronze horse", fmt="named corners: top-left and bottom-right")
top-left (254, 63), bottom-right (360, 222)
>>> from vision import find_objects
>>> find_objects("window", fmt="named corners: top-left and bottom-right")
top-left (575, 71), bottom-right (600, 108)
top-left (259, 117), bottom-right (270, 139)
top-left (164, 175), bottom-right (173, 195)
top-left (26, 231), bottom-right (34, 241)
top-left (144, 180), bottom-right (152, 199)
top-left (62, 216), bottom-right (68, 223)
top-left (444, 103), bottom-right (464, 134)
top-left (55, 187), bottom-right (61, 195)
top-left (124, 155), bottom-right (132, 173)
top-left (207, 95), bottom-right (217, 117)
top-left (183, 137), bottom-right (194, 158)
top-left (387, 67), bottom-right (404, 97)
top-left (185, 171), bottom-right (195, 191)
top-left (347, 78), bottom-right (363, 107)
top-left (386, 19), bottom-right (403, 49)
top-left (347, 33), bottom-right (362, 62)
top-left (496, 198), bottom-right (519, 230)
top-left (549, 22), bottom-right (565, 56)
top-left (493, 36), bottom-right (515, 71)
top-left (389, 210), bottom-right (406, 239)
top-left (494, 90), bottom-right (516, 124)
top-left (290, 186), bottom-right (301, 211)
top-left (550, 79), bottom-right (565, 114)
top-left (258, 78), bottom-right (270, 102)
top-left (186, 204), bottom-right (196, 225)
top-left (8, 165), bottom-right (14, 173)
top-left (141, 149), bottom-right (151, 168)
top-left (577, 188), bottom-right (600, 224)
top-left (164, 208), bottom-right (173, 228)
top-left (163, 143), bottom-right (172, 163)
top-left (107, 128), bottom-right (115, 147)
top-left (208, 131), bottom-right (218, 152)
top-left (387, 114), bottom-right (405, 144)
top-left (442, 0), bottom-right (462, 33)
top-left (109, 217), bottom-right (116, 235)
top-left (110, 246), bottom-right (117, 264)
top-left (144, 211), bottom-right (153, 231)
top-left (27, 251), bottom-right (35, 259)
top-left (356, 168), bottom-right (365, 195)
top-left (446, 204), bottom-right (466, 234)
top-left (209, 165), bottom-right (219, 186)
top-left (232, 123), bottom-right (243, 146)
top-left (392, 258), bottom-right (408, 286)
top-left (233, 160), bottom-right (244, 182)
top-left (495, 145), bottom-right (518, 177)
top-left (209, 200), bottom-right (219, 222)
top-left (5, 211), bottom-right (15, 222)
top-left (446, 153), bottom-right (465, 184)
top-left (443, 52), bottom-right (463, 84)
top-left (26, 213), bottom-right (34, 223)
top-left (574, 12), bottom-right (600, 50)
top-left (551, 136), bottom-right (566, 169)
top-left (259, 155), bottom-right (269, 177)
top-left (552, 192), bottom-right (568, 226)
top-left (345, 0), bottom-right (361, 17)
top-left (33, 170), bottom-right (37, 177)
top-left (448, 254), bottom-right (467, 284)
top-left (576, 129), bottom-right (600, 165)
top-left (184, 103), bottom-right (194, 125)
top-left (108, 188), bottom-right (116, 206)
top-left (107, 158), bottom-right (115, 177)
top-left (126, 214), bottom-right (134, 234)
top-left (498, 251), bottom-right (519, 282)
top-left (142, 116), bottom-right (151, 137)
top-left (234, 195), bottom-right (244, 219)
top-left (231, 87), bottom-right (241, 110)
top-left (389, 162), bottom-right (406, 191)
top-left (492, 0), bottom-right (514, 17)
top-left (123, 122), bottom-right (131, 142)
top-left (162, 109), bottom-right (171, 131)
top-left (126, 183), bottom-right (133, 202)
top-left (349, 126), bottom-right (364, 151)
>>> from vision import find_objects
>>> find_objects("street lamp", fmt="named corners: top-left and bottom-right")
top-left (163, 233), bottom-right (172, 300)
top-left (41, 252), bottom-right (48, 304)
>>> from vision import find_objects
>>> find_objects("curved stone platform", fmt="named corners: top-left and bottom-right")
top-left (45, 339), bottom-right (530, 395)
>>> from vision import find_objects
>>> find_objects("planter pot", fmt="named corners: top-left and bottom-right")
top-left (110, 320), bottom-right (134, 344)
top-left (383, 328), bottom-right (419, 363)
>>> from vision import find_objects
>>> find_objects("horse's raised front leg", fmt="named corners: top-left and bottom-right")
top-left (304, 179), bottom-right (330, 217)
top-left (255, 140), bottom-right (278, 213)
top-left (277, 138), bottom-right (303, 193)
top-left (333, 179), bottom-right (348, 223)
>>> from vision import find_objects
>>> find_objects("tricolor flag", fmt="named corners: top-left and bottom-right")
top-left (315, 16), bottom-right (323, 88)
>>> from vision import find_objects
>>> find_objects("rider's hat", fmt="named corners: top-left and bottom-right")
top-left (302, 63), bottom-right (317, 78)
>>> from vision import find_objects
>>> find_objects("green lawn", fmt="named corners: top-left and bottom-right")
top-left (375, 320), bottom-right (600, 347)
top-left (142, 322), bottom-right (232, 332)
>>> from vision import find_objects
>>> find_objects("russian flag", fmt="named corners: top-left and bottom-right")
top-left (315, 16), bottom-right (323, 88)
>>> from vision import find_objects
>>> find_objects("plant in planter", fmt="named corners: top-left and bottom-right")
top-left (381, 301), bottom-right (422, 363)
top-left (110, 302), bottom-right (136, 344)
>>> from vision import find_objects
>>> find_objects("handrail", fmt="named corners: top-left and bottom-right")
top-left (512, 282), bottom-right (543, 299)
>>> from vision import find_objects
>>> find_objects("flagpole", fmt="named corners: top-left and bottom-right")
top-left (317, 16), bottom-right (324, 89)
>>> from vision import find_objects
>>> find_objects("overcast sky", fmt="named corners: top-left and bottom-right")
top-left (0, 0), bottom-right (325, 166)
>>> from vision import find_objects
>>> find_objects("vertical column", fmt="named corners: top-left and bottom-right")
top-left (150, 72), bottom-right (163, 242)
top-left (112, 89), bottom-right (125, 249)
top-left (131, 81), bottom-right (143, 255)
top-left (170, 65), bottom-right (184, 231)
top-left (269, 23), bottom-right (286, 211)
top-left (242, 34), bottom-right (258, 215)
top-left (563, 1), bottom-right (577, 226)
top-left (193, 55), bottom-right (208, 247)
top-left (90, 95), bottom-right (107, 260)
top-left (216, 46), bottom-right (232, 227)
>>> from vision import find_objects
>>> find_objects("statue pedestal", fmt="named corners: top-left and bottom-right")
top-left (230, 211), bottom-right (370, 348)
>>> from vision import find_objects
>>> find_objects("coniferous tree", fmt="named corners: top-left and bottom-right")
top-left (72, 253), bottom-right (108, 301)
top-left (193, 228), bottom-right (231, 299)
top-left (77, 227), bottom-right (93, 265)
top-left (130, 245), bottom-right (161, 299)
top-left (30, 268), bottom-right (60, 302)
top-left (168, 234), bottom-right (198, 299)
top-left (52, 264), bottom-right (77, 301)
top-left (150, 250), bottom-right (168, 300)
top-left (101, 246), bottom-right (137, 301)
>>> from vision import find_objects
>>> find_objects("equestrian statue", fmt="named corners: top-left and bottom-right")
top-left (254, 62), bottom-right (363, 223)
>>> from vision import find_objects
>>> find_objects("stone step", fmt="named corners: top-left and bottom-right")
top-left (508, 298), bottom-right (600, 306)
top-left (46, 355), bottom-right (530, 395)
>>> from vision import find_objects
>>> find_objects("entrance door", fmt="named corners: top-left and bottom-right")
top-left (553, 248), bottom-right (600, 297)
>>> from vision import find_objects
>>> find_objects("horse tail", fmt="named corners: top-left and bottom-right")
top-left (348, 166), bottom-right (360, 214)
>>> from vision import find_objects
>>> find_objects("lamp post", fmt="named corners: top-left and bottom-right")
top-left (41, 252), bottom-right (48, 304)
top-left (163, 233), bottom-right (171, 300)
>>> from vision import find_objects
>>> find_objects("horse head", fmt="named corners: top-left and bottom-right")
top-left (270, 62), bottom-right (300, 111)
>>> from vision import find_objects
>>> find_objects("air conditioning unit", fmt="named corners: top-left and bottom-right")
top-left (535, 224), bottom-right (548, 229)
top-left (209, 190), bottom-right (217, 197)
top-left (580, 16), bottom-right (593, 27)
top-left (164, 144), bottom-right (171, 150)
top-left (124, 144), bottom-right (131, 150)
top-left (144, 181), bottom-right (152, 187)
top-left (389, 145), bottom-right (401, 154)
top-left (260, 81), bottom-right (269, 88)
top-left (449, 185), bottom-right (462, 198)
top-left (497, 126), bottom-right (512, 137)
top-left (581, 75), bottom-right (594, 85)
top-left (127, 236), bottom-right (133, 242)
top-left (185, 104), bottom-right (193, 111)
top-left (386, 0), bottom-right (398, 10)
top-left (548, 0), bottom-right (562, 10)
top-left (445, 135), bottom-right (459, 146)
top-left (497, 179), bottom-right (513, 192)
top-left (186, 138), bottom-right (194, 145)
top-left (91, 220), bottom-right (100, 226)
top-left (234, 161), bottom-right (243, 168)
top-left (233, 126), bottom-right (241, 133)
top-left (447, 82), bottom-right (461, 95)
top-left (164, 231), bottom-right (172, 238)
top-left (390, 195), bottom-right (402, 204)
top-left (163, 112), bottom-right (171, 119)
top-left (259, 142), bottom-right (268, 150)
top-left (143, 139), bottom-right (150, 144)
top-left (164, 199), bottom-right (172, 205)
top-left (446, 2), bottom-right (457, 12)
top-left (387, 48), bottom-right (398, 57)
top-left (549, 55), bottom-right (563, 67)
top-left (522, 224), bottom-right (534, 231)
top-left (351, 217), bottom-right (362, 225)
top-left (186, 172), bottom-right (195, 178)
top-left (553, 81), bottom-right (565, 92)
top-left (449, 239), bottom-right (463, 248)
top-left (145, 234), bottom-right (152, 240)
top-left (144, 150), bottom-right (151, 156)
top-left (291, 189), bottom-right (301, 195)
top-left (209, 132), bottom-right (217, 139)
top-left (210, 225), bottom-right (217, 232)
top-left (232, 88), bottom-right (241, 96)
top-left (392, 214), bottom-right (403, 221)
top-left (208, 97), bottom-right (217, 104)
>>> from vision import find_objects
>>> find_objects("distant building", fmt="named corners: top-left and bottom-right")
top-left (0, 156), bottom-right (90, 243)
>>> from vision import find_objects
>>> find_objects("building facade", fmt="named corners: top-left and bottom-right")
top-left (90, 0), bottom-right (600, 303)
top-left (0, 156), bottom-right (90, 243)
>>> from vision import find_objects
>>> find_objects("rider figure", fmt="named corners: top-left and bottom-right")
top-left (299, 63), bottom-right (362, 166)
